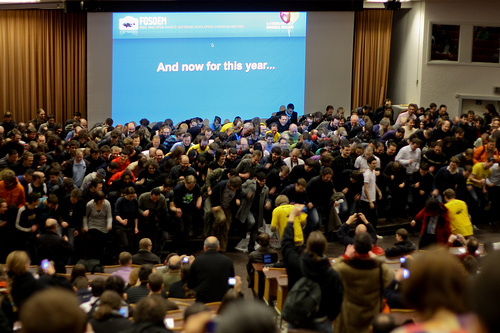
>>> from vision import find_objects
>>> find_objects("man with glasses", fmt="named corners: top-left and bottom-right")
top-left (169, 155), bottom-right (197, 183)
top-left (132, 239), bottom-right (160, 265)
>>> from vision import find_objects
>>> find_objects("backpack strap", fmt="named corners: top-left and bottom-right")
top-left (479, 144), bottom-right (487, 158)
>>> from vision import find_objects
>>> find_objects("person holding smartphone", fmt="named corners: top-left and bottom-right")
top-left (89, 290), bottom-right (133, 333)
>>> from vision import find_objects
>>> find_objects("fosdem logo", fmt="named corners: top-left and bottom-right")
top-left (119, 16), bottom-right (139, 30)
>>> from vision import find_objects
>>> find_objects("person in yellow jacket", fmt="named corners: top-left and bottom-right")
top-left (443, 188), bottom-right (473, 237)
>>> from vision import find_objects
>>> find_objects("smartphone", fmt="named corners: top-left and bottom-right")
top-left (164, 318), bottom-right (174, 329)
top-left (228, 277), bottom-right (236, 286)
top-left (402, 268), bottom-right (410, 279)
top-left (302, 206), bottom-right (309, 214)
top-left (119, 305), bottom-right (129, 318)
top-left (41, 259), bottom-right (50, 270)
top-left (182, 257), bottom-right (189, 263)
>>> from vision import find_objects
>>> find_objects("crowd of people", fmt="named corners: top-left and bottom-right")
top-left (0, 100), bottom-right (500, 332)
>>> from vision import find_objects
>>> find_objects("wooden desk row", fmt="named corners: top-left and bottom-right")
top-left (252, 263), bottom-right (288, 315)
top-left (165, 301), bottom-right (221, 331)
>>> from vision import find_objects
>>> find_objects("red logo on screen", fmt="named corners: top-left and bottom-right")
top-left (280, 12), bottom-right (291, 24)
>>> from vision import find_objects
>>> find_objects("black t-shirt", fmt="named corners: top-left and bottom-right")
top-left (173, 183), bottom-right (201, 212)
top-left (29, 183), bottom-right (47, 197)
top-left (208, 160), bottom-right (224, 171)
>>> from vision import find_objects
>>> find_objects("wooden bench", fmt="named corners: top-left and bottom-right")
top-left (165, 309), bottom-right (184, 331)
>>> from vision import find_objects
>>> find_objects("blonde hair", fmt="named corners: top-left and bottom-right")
top-left (6, 251), bottom-right (29, 276)
top-left (128, 268), bottom-right (140, 286)
top-left (275, 195), bottom-right (289, 206)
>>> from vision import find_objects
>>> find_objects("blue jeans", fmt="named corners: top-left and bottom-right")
top-left (339, 198), bottom-right (357, 221)
top-left (245, 211), bottom-right (259, 252)
top-left (303, 207), bottom-right (320, 239)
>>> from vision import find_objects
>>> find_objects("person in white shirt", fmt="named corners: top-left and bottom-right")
top-left (354, 146), bottom-right (381, 172)
top-left (361, 156), bottom-right (383, 236)
top-left (395, 138), bottom-right (422, 175)
top-left (395, 103), bottom-right (418, 127)
top-left (283, 148), bottom-right (304, 171)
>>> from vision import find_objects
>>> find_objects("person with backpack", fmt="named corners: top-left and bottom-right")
top-left (472, 136), bottom-right (499, 164)
top-left (333, 232), bottom-right (394, 333)
top-left (281, 204), bottom-right (343, 333)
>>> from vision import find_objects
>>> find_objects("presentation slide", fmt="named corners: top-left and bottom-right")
top-left (112, 12), bottom-right (307, 126)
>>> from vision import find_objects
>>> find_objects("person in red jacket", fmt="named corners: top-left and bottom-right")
top-left (410, 197), bottom-right (451, 249)
top-left (111, 149), bottom-right (131, 172)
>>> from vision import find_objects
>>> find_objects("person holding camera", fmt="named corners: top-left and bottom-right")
top-left (337, 212), bottom-right (378, 248)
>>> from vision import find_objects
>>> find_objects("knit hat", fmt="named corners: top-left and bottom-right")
top-left (96, 169), bottom-right (106, 179)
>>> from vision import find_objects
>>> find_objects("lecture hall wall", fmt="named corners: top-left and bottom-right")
top-left (388, 0), bottom-right (500, 118)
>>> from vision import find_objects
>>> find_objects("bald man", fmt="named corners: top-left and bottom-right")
top-left (37, 218), bottom-right (74, 273)
top-left (161, 254), bottom-right (182, 290)
top-left (79, 118), bottom-right (88, 131)
top-left (337, 213), bottom-right (378, 248)
top-left (187, 236), bottom-right (236, 303)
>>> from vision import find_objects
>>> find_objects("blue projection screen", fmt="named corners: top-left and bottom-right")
top-left (112, 12), bottom-right (307, 125)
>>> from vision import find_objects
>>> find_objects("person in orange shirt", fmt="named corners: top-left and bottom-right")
top-left (0, 169), bottom-right (25, 208)
top-left (473, 137), bottom-right (499, 164)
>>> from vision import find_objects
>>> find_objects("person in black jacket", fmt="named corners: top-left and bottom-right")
top-left (282, 204), bottom-right (343, 332)
top-left (277, 104), bottom-right (298, 125)
top-left (306, 168), bottom-right (335, 230)
top-left (210, 177), bottom-right (242, 252)
top-left (384, 228), bottom-right (416, 258)
top-left (37, 218), bottom-right (74, 274)
top-left (187, 236), bottom-right (235, 303)
top-left (337, 213), bottom-right (378, 249)
top-left (383, 256), bottom-right (413, 310)
top-left (59, 189), bottom-right (85, 251)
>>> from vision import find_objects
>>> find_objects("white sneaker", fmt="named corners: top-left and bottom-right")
top-left (376, 234), bottom-right (384, 240)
